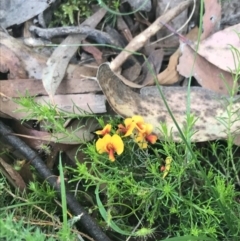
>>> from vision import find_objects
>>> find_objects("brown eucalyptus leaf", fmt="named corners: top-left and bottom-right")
top-left (81, 40), bottom-right (103, 65)
top-left (117, 16), bottom-right (133, 42)
top-left (177, 44), bottom-right (236, 94)
top-left (202, 0), bottom-right (221, 39)
top-left (191, 23), bottom-right (240, 73)
top-left (42, 8), bottom-right (107, 97)
top-left (107, 50), bottom-right (163, 88)
top-left (157, 49), bottom-right (181, 85)
top-left (158, 27), bottom-right (199, 85)
top-left (42, 34), bottom-right (87, 98)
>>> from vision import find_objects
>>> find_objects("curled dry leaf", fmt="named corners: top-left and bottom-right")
top-left (157, 49), bottom-right (181, 85)
top-left (107, 49), bottom-right (163, 88)
top-left (116, 16), bottom-right (133, 42)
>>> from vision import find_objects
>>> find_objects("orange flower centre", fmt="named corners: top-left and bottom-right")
top-left (106, 143), bottom-right (115, 152)
top-left (106, 143), bottom-right (116, 161)
top-left (136, 122), bottom-right (145, 132)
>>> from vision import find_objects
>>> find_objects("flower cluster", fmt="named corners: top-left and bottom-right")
top-left (95, 116), bottom-right (158, 161)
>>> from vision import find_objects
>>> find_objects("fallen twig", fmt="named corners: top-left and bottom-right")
top-left (110, 0), bottom-right (193, 71)
top-left (30, 25), bottom-right (119, 46)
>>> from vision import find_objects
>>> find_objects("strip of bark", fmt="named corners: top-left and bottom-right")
top-left (1, 78), bottom-right (100, 98)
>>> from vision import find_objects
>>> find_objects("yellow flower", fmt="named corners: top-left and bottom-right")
top-left (95, 124), bottom-right (111, 136)
top-left (118, 115), bottom-right (145, 137)
top-left (132, 115), bottom-right (147, 133)
top-left (96, 134), bottom-right (124, 161)
top-left (135, 123), bottom-right (158, 149)
top-left (118, 118), bottom-right (136, 137)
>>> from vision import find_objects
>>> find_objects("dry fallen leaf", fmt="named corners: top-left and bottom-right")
top-left (191, 23), bottom-right (240, 73)
top-left (177, 1), bottom-right (237, 94)
top-left (177, 44), bottom-right (237, 94)
top-left (42, 34), bottom-right (87, 98)
top-left (0, 157), bottom-right (26, 192)
top-left (157, 27), bottom-right (199, 85)
top-left (201, 0), bottom-right (221, 39)
top-left (157, 49), bottom-right (181, 85)
top-left (0, 45), bottom-right (27, 79)
top-left (42, 8), bottom-right (107, 98)
top-left (81, 40), bottom-right (103, 65)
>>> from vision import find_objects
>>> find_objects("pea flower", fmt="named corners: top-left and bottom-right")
top-left (135, 123), bottom-right (158, 149)
top-left (132, 115), bottom-right (147, 133)
top-left (96, 134), bottom-right (124, 162)
top-left (95, 124), bottom-right (111, 136)
top-left (118, 115), bottom-right (145, 137)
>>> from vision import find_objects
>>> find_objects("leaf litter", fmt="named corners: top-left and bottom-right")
top-left (1, 0), bottom-right (240, 239)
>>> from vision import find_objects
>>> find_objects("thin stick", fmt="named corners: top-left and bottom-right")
top-left (110, 0), bottom-right (193, 72)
